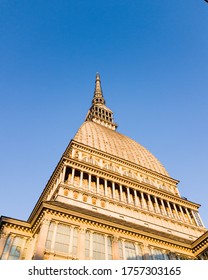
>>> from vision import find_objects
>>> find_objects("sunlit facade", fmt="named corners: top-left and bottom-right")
top-left (0, 74), bottom-right (208, 260)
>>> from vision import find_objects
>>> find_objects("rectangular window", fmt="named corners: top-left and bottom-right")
top-left (45, 222), bottom-right (55, 249)
top-left (54, 224), bottom-right (70, 253)
top-left (125, 241), bottom-right (137, 260)
top-left (1, 236), bottom-right (25, 260)
top-left (85, 231), bottom-right (112, 260)
top-left (45, 222), bottom-right (78, 257)
top-left (93, 233), bottom-right (105, 260)
top-left (193, 211), bottom-right (203, 227)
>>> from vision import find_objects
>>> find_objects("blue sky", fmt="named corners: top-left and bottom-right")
top-left (0, 1), bottom-right (208, 228)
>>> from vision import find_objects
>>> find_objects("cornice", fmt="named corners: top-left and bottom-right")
top-left (0, 216), bottom-right (31, 234)
top-left (192, 231), bottom-right (208, 255)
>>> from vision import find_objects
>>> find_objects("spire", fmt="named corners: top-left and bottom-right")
top-left (85, 73), bottom-right (117, 131)
top-left (92, 73), bottom-right (105, 105)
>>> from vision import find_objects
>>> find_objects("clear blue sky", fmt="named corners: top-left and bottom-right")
top-left (0, 1), bottom-right (208, 228)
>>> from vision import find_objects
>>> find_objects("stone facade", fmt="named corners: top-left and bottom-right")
top-left (0, 74), bottom-right (208, 260)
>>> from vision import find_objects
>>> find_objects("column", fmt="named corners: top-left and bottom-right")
top-left (25, 237), bottom-right (36, 260)
top-left (167, 201), bottom-right (174, 218)
top-left (112, 236), bottom-right (120, 260)
top-left (119, 185), bottom-right (123, 202)
top-left (135, 243), bottom-right (140, 260)
top-left (70, 168), bottom-right (75, 185)
top-left (77, 227), bottom-right (86, 260)
top-left (134, 190), bottom-right (138, 206)
top-left (185, 208), bottom-right (193, 224)
top-left (121, 239), bottom-right (126, 260)
top-left (33, 218), bottom-right (51, 260)
top-left (89, 231), bottom-right (93, 259)
top-left (147, 194), bottom-right (154, 211)
top-left (104, 180), bottom-right (108, 196)
top-left (20, 237), bottom-right (27, 260)
top-left (0, 232), bottom-right (8, 258)
top-left (179, 205), bottom-right (186, 222)
top-left (96, 177), bottom-right (99, 193)
top-left (141, 192), bottom-right (147, 209)
top-left (173, 204), bottom-right (180, 220)
top-left (69, 226), bottom-right (74, 255)
top-left (104, 235), bottom-right (108, 260)
top-left (79, 171), bottom-right (83, 188)
top-left (88, 174), bottom-right (91, 191)
top-left (126, 187), bottom-right (130, 204)
top-left (112, 182), bottom-right (115, 199)
top-left (154, 196), bottom-right (160, 213)
top-left (61, 165), bottom-right (67, 182)
top-left (161, 199), bottom-right (168, 216)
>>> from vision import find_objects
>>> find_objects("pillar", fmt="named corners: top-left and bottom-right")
top-left (185, 208), bottom-right (193, 224)
top-left (96, 177), bottom-right (99, 193)
top-left (154, 196), bottom-right (160, 213)
top-left (61, 165), bottom-right (67, 182)
top-left (0, 232), bottom-right (8, 258)
top-left (104, 179), bottom-right (107, 196)
top-left (112, 182), bottom-right (115, 199)
top-left (112, 236), bottom-right (120, 260)
top-left (134, 190), bottom-right (138, 206)
top-left (77, 227), bottom-right (86, 260)
top-left (161, 199), bottom-right (168, 216)
top-left (88, 174), bottom-right (91, 191)
top-left (141, 192), bottom-right (147, 209)
top-left (167, 201), bottom-right (174, 218)
top-left (147, 194), bottom-right (154, 211)
top-left (179, 205), bottom-right (186, 222)
top-left (173, 203), bottom-right (180, 220)
top-left (79, 171), bottom-right (83, 188)
top-left (33, 218), bottom-right (51, 260)
top-left (119, 185), bottom-right (123, 202)
top-left (70, 168), bottom-right (75, 185)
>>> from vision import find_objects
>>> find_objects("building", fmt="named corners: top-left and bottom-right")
top-left (0, 74), bottom-right (208, 260)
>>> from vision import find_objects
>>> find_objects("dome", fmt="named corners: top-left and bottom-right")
top-left (74, 121), bottom-right (169, 177)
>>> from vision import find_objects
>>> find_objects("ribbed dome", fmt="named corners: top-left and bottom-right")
top-left (74, 121), bottom-right (169, 176)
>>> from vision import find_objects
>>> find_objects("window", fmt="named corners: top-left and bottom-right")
top-left (45, 222), bottom-right (78, 256)
top-left (192, 211), bottom-right (203, 227)
top-left (85, 231), bottom-right (112, 260)
top-left (1, 235), bottom-right (25, 260)
top-left (54, 224), bottom-right (70, 253)
top-left (125, 241), bottom-right (137, 260)
top-left (118, 240), bottom-right (143, 260)
top-left (93, 233), bottom-right (105, 260)
top-left (152, 248), bottom-right (170, 260)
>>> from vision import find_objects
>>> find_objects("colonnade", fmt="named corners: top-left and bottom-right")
top-left (63, 167), bottom-right (202, 227)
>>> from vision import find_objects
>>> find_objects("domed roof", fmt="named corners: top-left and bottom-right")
top-left (74, 121), bottom-right (169, 177)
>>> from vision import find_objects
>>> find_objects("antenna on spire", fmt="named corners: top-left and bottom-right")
top-left (93, 72), bottom-right (105, 105)
top-left (85, 73), bottom-right (117, 130)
